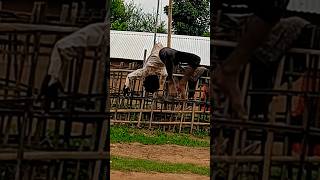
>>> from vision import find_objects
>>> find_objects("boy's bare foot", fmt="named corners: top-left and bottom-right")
top-left (213, 66), bottom-right (247, 119)
top-left (168, 80), bottom-right (178, 97)
top-left (177, 79), bottom-right (187, 100)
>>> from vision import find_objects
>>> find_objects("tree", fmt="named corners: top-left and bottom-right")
top-left (111, 0), bottom-right (166, 33)
top-left (111, 0), bottom-right (128, 30)
top-left (164, 0), bottom-right (210, 36)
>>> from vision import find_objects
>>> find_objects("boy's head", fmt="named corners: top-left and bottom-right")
top-left (143, 75), bottom-right (160, 93)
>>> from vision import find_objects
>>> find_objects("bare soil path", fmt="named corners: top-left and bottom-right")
top-left (111, 142), bottom-right (210, 167)
top-left (110, 171), bottom-right (209, 180)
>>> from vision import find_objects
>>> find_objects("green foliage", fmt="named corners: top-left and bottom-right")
top-left (111, 0), bottom-right (167, 33)
top-left (110, 125), bottom-right (210, 147)
top-left (164, 0), bottom-right (210, 36)
top-left (111, 156), bottom-right (210, 176)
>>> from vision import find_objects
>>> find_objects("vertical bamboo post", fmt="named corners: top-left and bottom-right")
top-left (60, 4), bottom-right (69, 24)
top-left (80, 1), bottom-right (87, 18)
top-left (179, 100), bottom-right (186, 133)
top-left (240, 64), bottom-right (250, 154)
top-left (31, 1), bottom-right (47, 24)
top-left (0, 1), bottom-right (2, 22)
top-left (138, 50), bottom-right (148, 127)
top-left (227, 130), bottom-right (240, 180)
top-left (70, 2), bottom-right (79, 25)
top-left (190, 80), bottom-right (199, 134)
top-left (154, 0), bottom-right (160, 45)
top-left (167, 0), bottom-right (173, 48)
top-left (149, 93), bottom-right (157, 130)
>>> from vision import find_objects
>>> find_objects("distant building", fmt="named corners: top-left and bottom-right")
top-left (110, 30), bottom-right (210, 69)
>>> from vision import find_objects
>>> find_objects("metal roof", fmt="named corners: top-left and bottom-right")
top-left (110, 30), bottom-right (210, 66)
top-left (221, 0), bottom-right (320, 14)
top-left (287, 0), bottom-right (320, 14)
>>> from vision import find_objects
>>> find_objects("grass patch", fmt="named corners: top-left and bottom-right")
top-left (111, 156), bottom-right (209, 176)
top-left (110, 125), bottom-right (209, 147)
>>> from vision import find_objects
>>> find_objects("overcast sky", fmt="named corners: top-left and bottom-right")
top-left (124, 0), bottom-right (168, 24)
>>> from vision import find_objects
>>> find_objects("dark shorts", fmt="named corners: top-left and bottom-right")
top-left (248, 0), bottom-right (289, 24)
top-left (159, 47), bottom-right (201, 80)
top-left (159, 47), bottom-right (200, 68)
top-left (178, 51), bottom-right (201, 69)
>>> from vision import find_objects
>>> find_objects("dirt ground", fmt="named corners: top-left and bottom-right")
top-left (111, 142), bottom-right (210, 167)
top-left (111, 171), bottom-right (209, 180)
top-left (111, 143), bottom-right (210, 179)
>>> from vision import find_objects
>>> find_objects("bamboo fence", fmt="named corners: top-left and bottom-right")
top-left (109, 68), bottom-right (211, 134)
top-left (0, 1), bottom-right (106, 26)
top-left (0, 21), bottom-right (109, 180)
top-left (211, 33), bottom-right (320, 180)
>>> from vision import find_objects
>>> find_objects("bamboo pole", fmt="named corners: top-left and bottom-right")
top-left (60, 4), bottom-right (69, 24)
top-left (149, 93), bottom-right (157, 129)
top-left (0, 152), bottom-right (109, 160)
top-left (190, 81), bottom-right (199, 134)
top-left (167, 0), bottom-right (173, 48)
top-left (212, 156), bottom-right (320, 163)
top-left (154, 0), bottom-right (160, 45)
top-left (179, 100), bottom-right (187, 133)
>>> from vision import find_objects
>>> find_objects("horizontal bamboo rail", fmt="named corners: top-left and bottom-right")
top-left (111, 109), bottom-right (209, 113)
top-left (0, 152), bottom-right (109, 161)
top-left (212, 156), bottom-right (320, 163)
top-left (111, 120), bottom-right (210, 126)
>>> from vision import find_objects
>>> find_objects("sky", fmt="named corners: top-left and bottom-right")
top-left (124, 0), bottom-right (169, 24)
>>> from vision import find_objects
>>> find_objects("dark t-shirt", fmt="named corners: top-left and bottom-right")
top-left (159, 47), bottom-right (201, 68)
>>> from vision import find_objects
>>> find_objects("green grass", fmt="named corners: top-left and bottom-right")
top-left (110, 125), bottom-right (210, 147)
top-left (111, 156), bottom-right (209, 176)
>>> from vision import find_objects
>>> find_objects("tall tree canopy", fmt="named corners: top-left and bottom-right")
top-left (164, 0), bottom-right (210, 36)
top-left (111, 0), bottom-right (166, 33)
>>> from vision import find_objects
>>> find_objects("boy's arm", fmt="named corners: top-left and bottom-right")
top-left (124, 68), bottom-right (149, 93)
